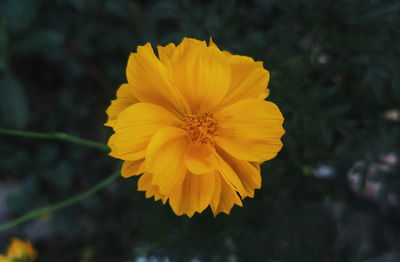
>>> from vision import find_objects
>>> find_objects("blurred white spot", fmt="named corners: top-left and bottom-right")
top-left (383, 109), bottom-right (400, 122)
top-left (318, 54), bottom-right (329, 64)
top-left (313, 165), bottom-right (335, 179)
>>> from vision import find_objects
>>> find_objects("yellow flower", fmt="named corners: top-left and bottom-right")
top-left (106, 37), bottom-right (285, 217)
top-left (0, 238), bottom-right (37, 262)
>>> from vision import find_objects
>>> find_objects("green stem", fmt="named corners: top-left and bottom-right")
top-left (0, 171), bottom-right (120, 233)
top-left (0, 128), bottom-right (109, 152)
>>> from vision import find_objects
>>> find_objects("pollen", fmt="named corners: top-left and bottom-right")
top-left (182, 113), bottom-right (219, 144)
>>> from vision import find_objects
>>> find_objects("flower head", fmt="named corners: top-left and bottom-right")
top-left (106, 37), bottom-right (285, 217)
top-left (0, 238), bottom-right (37, 262)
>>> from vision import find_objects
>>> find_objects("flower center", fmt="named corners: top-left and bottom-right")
top-left (182, 113), bottom-right (218, 144)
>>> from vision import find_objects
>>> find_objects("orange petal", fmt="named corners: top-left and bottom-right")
top-left (138, 172), bottom-right (167, 203)
top-left (210, 171), bottom-right (221, 211)
top-left (171, 38), bottom-right (231, 114)
top-left (215, 99), bottom-right (285, 162)
top-left (157, 43), bottom-right (176, 61)
top-left (169, 171), bottom-right (215, 217)
top-left (105, 83), bottom-right (138, 127)
top-left (126, 43), bottom-right (188, 115)
top-left (217, 148), bottom-right (261, 198)
top-left (215, 153), bottom-right (247, 198)
top-left (157, 43), bottom-right (176, 74)
top-left (210, 174), bottom-right (242, 216)
top-left (108, 103), bottom-right (181, 161)
top-left (7, 238), bottom-right (36, 259)
top-left (207, 38), bottom-right (269, 106)
top-left (220, 55), bottom-right (270, 106)
top-left (184, 143), bottom-right (217, 174)
top-left (145, 126), bottom-right (189, 194)
top-left (121, 159), bottom-right (145, 178)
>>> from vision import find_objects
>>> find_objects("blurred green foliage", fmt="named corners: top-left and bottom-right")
top-left (0, 0), bottom-right (400, 261)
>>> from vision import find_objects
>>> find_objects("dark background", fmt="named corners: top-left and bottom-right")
top-left (1, 0), bottom-right (400, 261)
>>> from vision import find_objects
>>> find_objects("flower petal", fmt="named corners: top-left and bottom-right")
top-left (145, 126), bottom-right (189, 194)
top-left (208, 39), bottom-right (269, 106)
top-left (210, 174), bottom-right (242, 216)
top-left (215, 99), bottom-right (285, 162)
top-left (138, 172), bottom-right (167, 203)
top-left (169, 171), bottom-right (216, 217)
top-left (116, 82), bottom-right (136, 100)
top-left (108, 103), bottom-right (181, 161)
top-left (126, 43), bottom-right (188, 115)
top-left (7, 238), bottom-right (36, 259)
top-left (221, 55), bottom-right (270, 106)
top-left (105, 84), bottom-right (138, 127)
top-left (121, 159), bottom-right (145, 178)
top-left (157, 43), bottom-right (176, 67)
top-left (215, 152), bottom-right (247, 197)
top-left (171, 38), bottom-right (231, 114)
top-left (184, 143), bottom-right (217, 174)
top-left (217, 148), bottom-right (261, 198)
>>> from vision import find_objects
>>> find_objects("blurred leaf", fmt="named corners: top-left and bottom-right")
top-left (81, 195), bottom-right (102, 211)
top-left (6, 191), bottom-right (38, 213)
top-left (1, 0), bottom-right (40, 32)
top-left (52, 207), bottom-right (82, 236)
top-left (67, 0), bottom-right (86, 11)
top-left (104, 0), bottom-right (133, 19)
top-left (22, 175), bottom-right (40, 195)
top-left (42, 161), bottom-right (74, 190)
top-left (0, 28), bottom-right (8, 71)
top-left (319, 119), bottom-right (332, 147)
top-left (365, 2), bottom-right (400, 17)
top-left (13, 29), bottom-right (65, 60)
top-left (0, 71), bottom-right (29, 128)
top-left (37, 145), bottom-right (60, 164)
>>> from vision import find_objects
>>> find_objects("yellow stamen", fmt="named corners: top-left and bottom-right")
top-left (182, 113), bottom-right (218, 144)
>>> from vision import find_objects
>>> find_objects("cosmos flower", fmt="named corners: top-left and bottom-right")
top-left (105, 37), bottom-right (285, 217)
top-left (0, 238), bottom-right (37, 262)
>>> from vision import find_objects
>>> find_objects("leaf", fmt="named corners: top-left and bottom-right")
top-left (0, 28), bottom-right (8, 71)
top-left (6, 190), bottom-right (39, 213)
top-left (319, 120), bottom-right (332, 147)
top-left (42, 161), bottom-right (74, 190)
top-left (365, 2), bottom-right (400, 18)
top-left (1, 0), bottom-right (40, 32)
top-left (13, 29), bottom-right (65, 60)
top-left (0, 72), bottom-right (29, 128)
